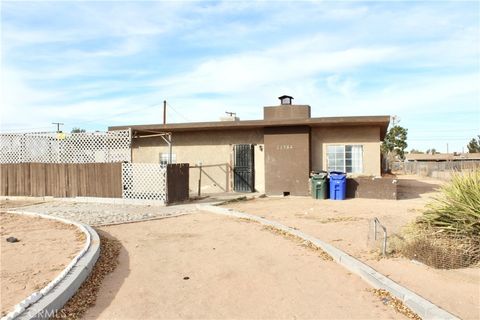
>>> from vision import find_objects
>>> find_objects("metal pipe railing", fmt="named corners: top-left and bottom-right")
top-left (373, 217), bottom-right (387, 256)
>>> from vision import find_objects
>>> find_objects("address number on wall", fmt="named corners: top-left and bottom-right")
top-left (276, 144), bottom-right (294, 150)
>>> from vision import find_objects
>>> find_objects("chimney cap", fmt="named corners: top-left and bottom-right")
top-left (278, 95), bottom-right (294, 105)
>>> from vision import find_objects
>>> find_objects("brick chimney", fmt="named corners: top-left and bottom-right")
top-left (263, 95), bottom-right (311, 120)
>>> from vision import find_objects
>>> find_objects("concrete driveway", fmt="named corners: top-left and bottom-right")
top-left (83, 211), bottom-right (400, 319)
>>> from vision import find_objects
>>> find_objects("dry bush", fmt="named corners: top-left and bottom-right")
top-left (400, 230), bottom-right (479, 269)
top-left (398, 171), bottom-right (480, 269)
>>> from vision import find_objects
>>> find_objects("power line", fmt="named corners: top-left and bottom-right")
top-left (409, 129), bottom-right (479, 133)
top-left (2, 103), bottom-right (164, 133)
top-left (166, 102), bottom-right (191, 122)
top-left (409, 136), bottom-right (476, 139)
top-left (2, 101), bottom-right (188, 133)
top-left (408, 138), bottom-right (470, 141)
top-left (73, 103), bottom-right (163, 126)
top-left (0, 126), bottom-right (55, 133)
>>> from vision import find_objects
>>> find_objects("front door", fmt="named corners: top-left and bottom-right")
top-left (233, 144), bottom-right (255, 192)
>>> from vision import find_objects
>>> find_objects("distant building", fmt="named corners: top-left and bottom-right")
top-left (110, 96), bottom-right (390, 196)
top-left (405, 153), bottom-right (480, 162)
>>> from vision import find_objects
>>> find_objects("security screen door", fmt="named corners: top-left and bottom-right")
top-left (233, 144), bottom-right (255, 192)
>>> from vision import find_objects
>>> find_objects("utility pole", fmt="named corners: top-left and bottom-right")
top-left (163, 100), bottom-right (167, 125)
top-left (52, 122), bottom-right (64, 133)
top-left (391, 115), bottom-right (400, 126)
top-left (447, 143), bottom-right (449, 154)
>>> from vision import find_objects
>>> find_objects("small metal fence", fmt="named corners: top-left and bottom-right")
top-left (367, 217), bottom-right (388, 256)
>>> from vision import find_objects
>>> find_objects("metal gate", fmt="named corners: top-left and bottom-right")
top-left (233, 144), bottom-right (255, 192)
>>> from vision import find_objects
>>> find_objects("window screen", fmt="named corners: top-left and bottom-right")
top-left (327, 145), bottom-right (363, 173)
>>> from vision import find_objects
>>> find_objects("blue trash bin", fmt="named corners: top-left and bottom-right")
top-left (329, 171), bottom-right (346, 200)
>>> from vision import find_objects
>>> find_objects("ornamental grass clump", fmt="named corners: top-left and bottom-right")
top-left (418, 170), bottom-right (480, 238)
top-left (401, 170), bottom-right (480, 269)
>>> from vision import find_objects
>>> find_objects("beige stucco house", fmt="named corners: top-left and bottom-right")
top-left (110, 96), bottom-right (389, 196)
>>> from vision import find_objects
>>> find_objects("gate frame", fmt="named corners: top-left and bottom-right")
top-left (233, 144), bottom-right (255, 193)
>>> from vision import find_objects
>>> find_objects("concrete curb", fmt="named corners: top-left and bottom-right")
top-left (198, 204), bottom-right (460, 320)
top-left (1, 211), bottom-right (100, 320)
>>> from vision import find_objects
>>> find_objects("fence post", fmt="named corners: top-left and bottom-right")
top-left (198, 163), bottom-right (202, 197)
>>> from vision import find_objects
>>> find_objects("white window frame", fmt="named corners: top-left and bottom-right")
top-left (159, 152), bottom-right (176, 165)
top-left (326, 144), bottom-right (363, 174)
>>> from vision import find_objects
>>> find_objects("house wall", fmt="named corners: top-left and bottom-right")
top-left (131, 125), bottom-right (382, 194)
top-left (311, 126), bottom-right (381, 176)
top-left (264, 105), bottom-right (311, 120)
top-left (131, 129), bottom-right (265, 194)
top-left (264, 126), bottom-right (310, 196)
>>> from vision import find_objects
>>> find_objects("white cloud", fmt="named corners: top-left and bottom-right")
top-left (310, 73), bottom-right (480, 117)
top-left (0, 0), bottom-right (478, 153)
top-left (152, 42), bottom-right (397, 97)
top-left (326, 75), bottom-right (358, 97)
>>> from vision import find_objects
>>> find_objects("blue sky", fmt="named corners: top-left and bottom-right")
top-left (1, 1), bottom-right (479, 152)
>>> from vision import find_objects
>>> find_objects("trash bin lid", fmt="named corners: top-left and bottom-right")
top-left (312, 171), bottom-right (328, 179)
top-left (317, 172), bottom-right (328, 179)
top-left (329, 171), bottom-right (346, 179)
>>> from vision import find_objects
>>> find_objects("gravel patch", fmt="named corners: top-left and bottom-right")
top-left (53, 232), bottom-right (121, 320)
top-left (10, 201), bottom-right (198, 226)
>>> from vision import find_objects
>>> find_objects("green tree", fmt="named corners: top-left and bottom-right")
top-left (71, 127), bottom-right (86, 133)
top-left (409, 149), bottom-right (423, 154)
top-left (426, 148), bottom-right (438, 155)
top-left (467, 136), bottom-right (480, 153)
top-left (382, 124), bottom-right (408, 159)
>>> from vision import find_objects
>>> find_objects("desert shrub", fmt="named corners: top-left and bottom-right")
top-left (400, 170), bottom-right (480, 269)
top-left (417, 170), bottom-right (480, 237)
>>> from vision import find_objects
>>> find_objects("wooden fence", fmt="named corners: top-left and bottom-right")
top-left (0, 162), bottom-right (190, 204)
top-left (0, 163), bottom-right (122, 198)
top-left (391, 160), bottom-right (480, 181)
top-left (166, 163), bottom-right (189, 204)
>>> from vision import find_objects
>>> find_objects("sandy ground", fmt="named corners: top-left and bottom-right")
top-left (0, 199), bottom-right (45, 209)
top-left (0, 212), bottom-right (84, 317)
top-left (84, 212), bottom-right (404, 319)
top-left (224, 175), bottom-right (480, 319)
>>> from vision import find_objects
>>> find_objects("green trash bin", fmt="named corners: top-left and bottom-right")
top-left (311, 171), bottom-right (328, 199)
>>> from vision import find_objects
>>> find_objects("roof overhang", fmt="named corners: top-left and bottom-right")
top-left (109, 115), bottom-right (391, 140)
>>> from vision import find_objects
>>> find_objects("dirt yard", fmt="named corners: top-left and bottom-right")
top-left (0, 199), bottom-right (45, 209)
top-left (224, 175), bottom-right (480, 319)
top-left (83, 212), bottom-right (405, 319)
top-left (0, 212), bottom-right (84, 317)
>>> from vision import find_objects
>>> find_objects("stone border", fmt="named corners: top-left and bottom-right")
top-left (198, 205), bottom-right (460, 320)
top-left (0, 196), bottom-right (166, 206)
top-left (1, 211), bottom-right (100, 320)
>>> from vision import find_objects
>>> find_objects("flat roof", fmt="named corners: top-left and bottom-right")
top-left (109, 115), bottom-right (391, 139)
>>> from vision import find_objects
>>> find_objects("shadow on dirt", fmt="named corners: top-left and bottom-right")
top-left (397, 179), bottom-right (442, 200)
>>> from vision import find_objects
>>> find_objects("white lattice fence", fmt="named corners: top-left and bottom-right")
top-left (0, 130), bottom-right (131, 163)
top-left (122, 163), bottom-right (167, 201)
